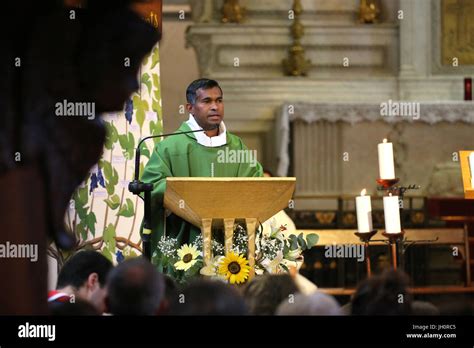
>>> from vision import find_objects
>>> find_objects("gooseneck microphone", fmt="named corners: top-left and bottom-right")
top-left (128, 123), bottom-right (219, 260)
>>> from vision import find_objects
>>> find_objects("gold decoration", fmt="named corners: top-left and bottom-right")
top-left (221, 0), bottom-right (246, 24)
top-left (442, 0), bottom-right (474, 65)
top-left (315, 212), bottom-right (336, 225)
top-left (282, 0), bottom-right (311, 76)
top-left (410, 212), bottom-right (425, 224)
top-left (342, 212), bottom-right (356, 225)
top-left (359, 0), bottom-right (380, 24)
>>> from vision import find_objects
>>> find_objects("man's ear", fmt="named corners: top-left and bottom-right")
top-left (87, 272), bottom-right (99, 290)
top-left (186, 103), bottom-right (193, 114)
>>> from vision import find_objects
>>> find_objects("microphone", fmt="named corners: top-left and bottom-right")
top-left (129, 123), bottom-right (219, 192)
top-left (128, 123), bottom-right (219, 260)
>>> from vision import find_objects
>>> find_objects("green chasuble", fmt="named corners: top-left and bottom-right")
top-left (141, 121), bottom-right (263, 271)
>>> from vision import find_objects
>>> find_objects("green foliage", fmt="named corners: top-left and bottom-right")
top-left (118, 132), bottom-right (135, 160)
top-left (83, 212), bottom-right (97, 236)
top-left (103, 161), bottom-right (119, 195)
top-left (140, 143), bottom-right (151, 159)
top-left (151, 47), bottom-right (160, 69)
top-left (104, 122), bottom-right (118, 150)
top-left (117, 198), bottom-right (135, 218)
top-left (306, 233), bottom-right (319, 248)
top-left (141, 73), bottom-right (152, 96)
top-left (132, 95), bottom-right (149, 130)
top-left (104, 194), bottom-right (121, 210)
top-left (103, 223), bottom-right (116, 255)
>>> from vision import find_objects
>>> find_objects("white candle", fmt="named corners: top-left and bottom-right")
top-left (383, 193), bottom-right (401, 233)
top-left (378, 139), bottom-right (395, 179)
top-left (469, 152), bottom-right (474, 188)
top-left (356, 189), bottom-right (373, 233)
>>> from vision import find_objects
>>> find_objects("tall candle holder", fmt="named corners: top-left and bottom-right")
top-left (377, 178), bottom-right (420, 270)
top-left (354, 230), bottom-right (377, 277)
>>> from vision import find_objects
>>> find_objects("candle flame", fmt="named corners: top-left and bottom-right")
top-left (361, 188), bottom-right (366, 196)
top-left (383, 138), bottom-right (387, 143)
top-left (389, 193), bottom-right (392, 196)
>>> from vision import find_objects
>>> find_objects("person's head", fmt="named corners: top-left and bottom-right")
top-left (56, 250), bottom-right (113, 313)
top-left (185, 78), bottom-right (224, 133)
top-left (243, 274), bottom-right (299, 315)
top-left (169, 279), bottom-right (247, 315)
top-left (49, 299), bottom-right (100, 316)
top-left (411, 301), bottom-right (439, 316)
top-left (106, 257), bottom-right (165, 315)
top-left (159, 274), bottom-right (179, 315)
top-left (276, 291), bottom-right (343, 316)
top-left (351, 268), bottom-right (412, 316)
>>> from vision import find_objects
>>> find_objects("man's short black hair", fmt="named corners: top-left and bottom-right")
top-left (186, 78), bottom-right (222, 105)
top-left (169, 279), bottom-right (248, 315)
top-left (106, 257), bottom-right (165, 315)
top-left (57, 250), bottom-right (113, 289)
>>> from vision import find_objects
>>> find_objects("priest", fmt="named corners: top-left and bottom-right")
top-left (141, 78), bottom-right (263, 271)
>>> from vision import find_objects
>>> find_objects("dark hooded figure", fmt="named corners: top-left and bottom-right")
top-left (0, 0), bottom-right (160, 314)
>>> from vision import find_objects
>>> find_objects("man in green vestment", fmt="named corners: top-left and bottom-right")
top-left (141, 79), bottom-right (263, 271)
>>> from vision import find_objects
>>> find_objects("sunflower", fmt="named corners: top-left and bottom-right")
top-left (218, 252), bottom-right (251, 284)
top-left (174, 244), bottom-right (200, 271)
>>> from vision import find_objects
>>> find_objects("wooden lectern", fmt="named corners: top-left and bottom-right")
top-left (164, 177), bottom-right (296, 278)
top-left (459, 151), bottom-right (474, 199)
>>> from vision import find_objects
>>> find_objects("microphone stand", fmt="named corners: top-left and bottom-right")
top-left (128, 126), bottom-right (215, 260)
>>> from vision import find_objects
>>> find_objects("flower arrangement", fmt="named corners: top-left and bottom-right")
top-left (151, 220), bottom-right (319, 284)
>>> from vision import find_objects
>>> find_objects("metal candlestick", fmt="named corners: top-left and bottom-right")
top-left (354, 230), bottom-right (377, 277)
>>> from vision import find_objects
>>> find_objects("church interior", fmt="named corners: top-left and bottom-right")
top-left (1, 0), bottom-right (474, 338)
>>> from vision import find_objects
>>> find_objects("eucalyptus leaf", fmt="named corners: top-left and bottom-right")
top-left (306, 233), bottom-right (319, 248)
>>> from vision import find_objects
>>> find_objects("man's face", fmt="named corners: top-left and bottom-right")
top-left (187, 86), bottom-right (224, 130)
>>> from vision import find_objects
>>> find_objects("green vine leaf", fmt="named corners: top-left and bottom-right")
top-left (104, 121), bottom-right (118, 150)
top-left (151, 46), bottom-right (160, 69)
top-left (117, 198), bottom-right (135, 218)
top-left (103, 161), bottom-right (118, 195)
top-left (141, 73), bottom-right (152, 96)
top-left (74, 186), bottom-right (88, 206)
top-left (76, 221), bottom-right (87, 241)
top-left (102, 248), bottom-right (113, 263)
top-left (139, 162), bottom-right (145, 180)
top-left (132, 95), bottom-right (149, 130)
top-left (152, 98), bottom-right (161, 115)
top-left (103, 223), bottom-right (116, 254)
top-left (104, 194), bottom-right (121, 210)
top-left (84, 212), bottom-right (97, 237)
top-left (118, 133), bottom-right (135, 160)
top-left (141, 145), bottom-right (150, 159)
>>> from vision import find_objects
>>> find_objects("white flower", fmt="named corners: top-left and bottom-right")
top-left (200, 256), bottom-right (223, 277)
top-left (259, 250), bottom-right (284, 274)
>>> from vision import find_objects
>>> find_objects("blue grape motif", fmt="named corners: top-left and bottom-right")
top-left (125, 98), bottom-right (133, 125)
top-left (116, 250), bottom-right (125, 263)
top-left (89, 167), bottom-right (106, 194)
